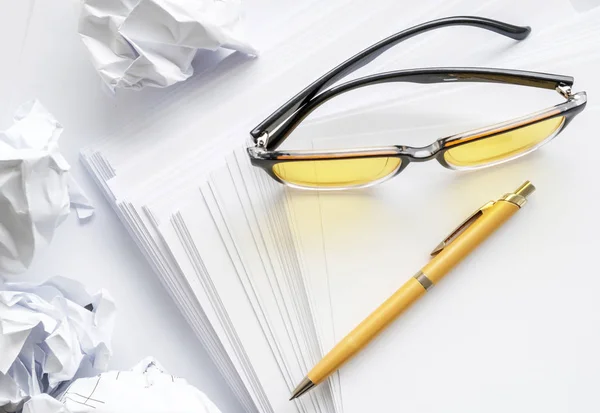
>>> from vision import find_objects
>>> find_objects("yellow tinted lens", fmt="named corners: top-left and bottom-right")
top-left (272, 157), bottom-right (402, 188)
top-left (444, 116), bottom-right (565, 168)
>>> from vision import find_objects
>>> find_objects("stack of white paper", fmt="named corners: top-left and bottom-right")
top-left (82, 1), bottom-right (600, 412)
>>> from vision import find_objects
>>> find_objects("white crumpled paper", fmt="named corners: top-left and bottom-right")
top-left (0, 277), bottom-right (115, 412)
top-left (0, 100), bottom-right (94, 275)
top-left (22, 358), bottom-right (222, 413)
top-left (78, 0), bottom-right (258, 90)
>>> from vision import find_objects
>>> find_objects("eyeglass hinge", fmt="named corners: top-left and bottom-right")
top-left (256, 132), bottom-right (269, 148)
top-left (556, 84), bottom-right (572, 99)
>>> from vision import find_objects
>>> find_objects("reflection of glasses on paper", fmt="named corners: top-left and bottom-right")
top-left (247, 16), bottom-right (587, 190)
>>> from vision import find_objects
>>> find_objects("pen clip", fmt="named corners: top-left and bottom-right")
top-left (430, 201), bottom-right (495, 256)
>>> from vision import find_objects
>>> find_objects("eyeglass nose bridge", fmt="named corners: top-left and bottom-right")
top-left (401, 141), bottom-right (443, 162)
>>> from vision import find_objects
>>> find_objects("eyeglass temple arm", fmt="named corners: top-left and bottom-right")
top-left (250, 16), bottom-right (531, 142)
top-left (263, 68), bottom-right (574, 150)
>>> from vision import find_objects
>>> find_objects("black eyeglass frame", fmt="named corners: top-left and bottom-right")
top-left (247, 16), bottom-right (588, 189)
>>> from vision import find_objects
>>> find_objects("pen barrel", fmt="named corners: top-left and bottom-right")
top-left (422, 200), bottom-right (520, 284)
top-left (308, 277), bottom-right (426, 384)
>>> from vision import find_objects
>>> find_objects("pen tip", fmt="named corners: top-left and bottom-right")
top-left (289, 376), bottom-right (315, 400)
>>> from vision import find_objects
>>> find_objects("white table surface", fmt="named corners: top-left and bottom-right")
top-left (0, 1), bottom-right (251, 412)
top-left (3, 1), bottom-right (599, 413)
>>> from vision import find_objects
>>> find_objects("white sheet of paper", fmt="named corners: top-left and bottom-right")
top-left (292, 9), bottom-right (600, 412)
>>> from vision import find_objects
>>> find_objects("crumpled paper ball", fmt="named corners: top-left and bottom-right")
top-left (0, 277), bottom-right (115, 412)
top-left (0, 100), bottom-right (94, 275)
top-left (78, 0), bottom-right (258, 90)
top-left (22, 358), bottom-right (222, 413)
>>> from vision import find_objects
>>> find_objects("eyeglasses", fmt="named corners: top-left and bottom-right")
top-left (247, 16), bottom-right (587, 190)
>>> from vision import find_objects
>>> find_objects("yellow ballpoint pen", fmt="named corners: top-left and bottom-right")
top-left (290, 181), bottom-right (536, 400)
